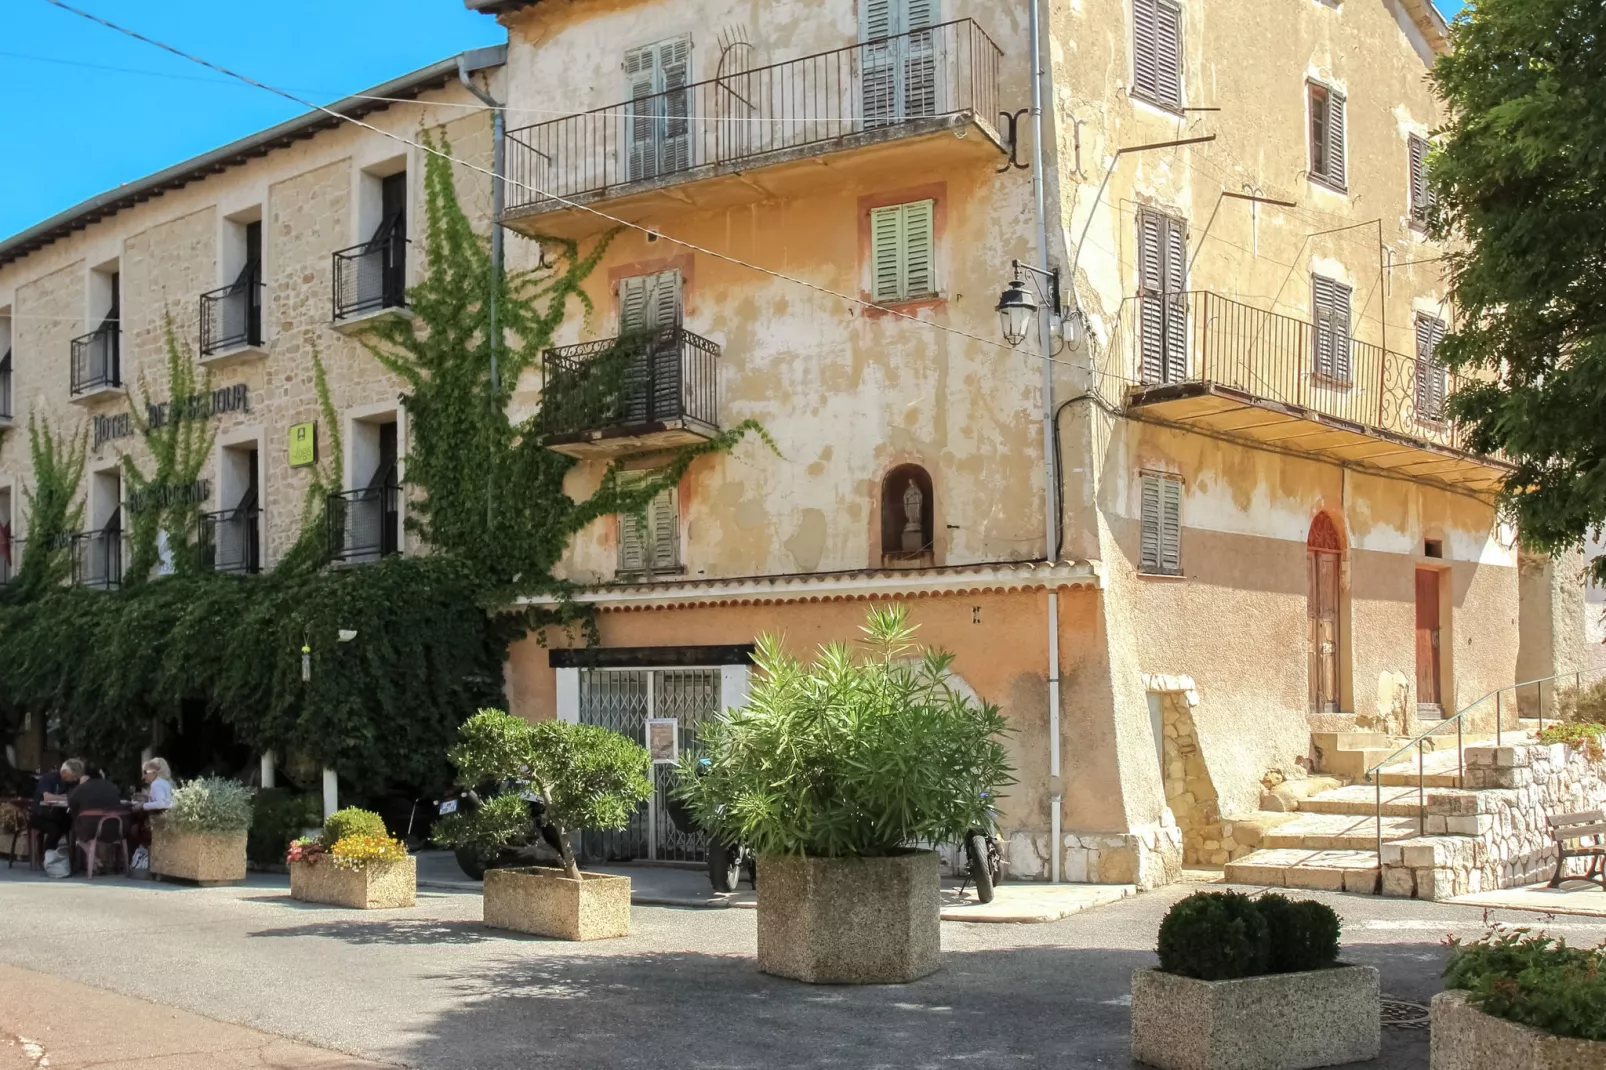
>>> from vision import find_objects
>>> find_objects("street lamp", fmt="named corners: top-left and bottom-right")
top-left (996, 259), bottom-right (1079, 352)
top-left (996, 280), bottom-right (1039, 347)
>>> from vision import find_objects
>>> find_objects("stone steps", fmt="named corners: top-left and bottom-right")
top-left (1259, 813), bottom-right (1422, 851)
top-left (1295, 783), bottom-right (1480, 818)
top-left (1374, 771), bottom-right (1462, 789)
top-left (1223, 848), bottom-right (1380, 894)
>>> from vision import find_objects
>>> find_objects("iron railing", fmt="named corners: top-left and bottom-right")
top-left (200, 506), bottom-right (262, 575)
top-left (1366, 666), bottom-right (1606, 869)
top-left (505, 19), bottom-right (1002, 213)
top-left (540, 327), bottom-right (720, 442)
top-left (1117, 291), bottom-right (1472, 450)
top-left (69, 528), bottom-right (123, 590)
top-left (70, 326), bottom-right (120, 395)
top-left (200, 273), bottom-right (263, 355)
top-left (0, 349), bottom-right (11, 420)
top-left (326, 484), bottom-right (401, 564)
top-left (332, 232), bottom-right (407, 321)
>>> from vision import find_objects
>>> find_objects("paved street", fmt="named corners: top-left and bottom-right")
top-left (4, 866), bottom-right (1604, 1069)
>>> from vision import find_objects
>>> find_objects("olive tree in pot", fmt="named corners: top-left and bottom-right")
top-left (434, 708), bottom-right (652, 940)
top-left (150, 777), bottom-right (254, 885)
top-left (675, 605), bottom-right (1013, 984)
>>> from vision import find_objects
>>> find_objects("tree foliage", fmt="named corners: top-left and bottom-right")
top-left (1429, 0), bottom-right (1606, 578)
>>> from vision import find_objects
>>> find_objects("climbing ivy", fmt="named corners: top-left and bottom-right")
top-left (7, 415), bottom-right (85, 599)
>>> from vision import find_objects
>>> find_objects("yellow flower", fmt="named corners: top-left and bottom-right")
top-left (328, 833), bottom-right (408, 871)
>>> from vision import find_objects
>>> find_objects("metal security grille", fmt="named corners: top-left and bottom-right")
top-left (575, 667), bottom-right (722, 863)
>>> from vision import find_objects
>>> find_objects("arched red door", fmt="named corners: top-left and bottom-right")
top-left (1307, 513), bottom-right (1343, 713)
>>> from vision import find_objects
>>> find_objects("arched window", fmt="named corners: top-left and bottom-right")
top-left (881, 464), bottom-right (935, 562)
top-left (1307, 512), bottom-right (1344, 713)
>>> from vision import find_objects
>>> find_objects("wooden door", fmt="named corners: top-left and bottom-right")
top-left (1416, 569), bottom-right (1442, 710)
top-left (1308, 550), bottom-right (1341, 713)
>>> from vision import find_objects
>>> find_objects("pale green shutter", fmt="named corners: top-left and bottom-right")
top-left (906, 0), bottom-right (938, 30)
top-left (649, 269), bottom-right (682, 328)
top-left (1159, 476), bottom-right (1182, 575)
top-left (618, 509), bottom-right (647, 575)
top-left (620, 274), bottom-right (651, 331)
top-left (649, 484), bottom-right (679, 572)
top-left (871, 205), bottom-right (904, 303)
top-left (861, 0), bottom-right (895, 40)
top-left (658, 38), bottom-right (692, 173)
top-left (1139, 474), bottom-right (1162, 573)
top-left (903, 200), bottom-right (935, 299)
top-left (871, 201), bottom-right (935, 303)
top-left (625, 45), bottom-right (659, 181)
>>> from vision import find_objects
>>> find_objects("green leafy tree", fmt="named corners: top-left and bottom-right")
top-left (434, 707), bottom-right (653, 881)
top-left (674, 605), bottom-right (1015, 858)
top-left (1429, 0), bottom-right (1606, 579)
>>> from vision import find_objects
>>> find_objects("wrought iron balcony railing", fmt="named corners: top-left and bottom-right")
top-left (200, 272), bottom-right (264, 355)
top-left (1115, 290), bottom-right (1472, 451)
top-left (70, 528), bottom-right (123, 590)
top-left (332, 232), bottom-right (407, 321)
top-left (200, 506), bottom-right (262, 575)
top-left (70, 325), bottom-right (120, 395)
top-left (326, 484), bottom-right (401, 564)
top-left (505, 19), bottom-right (1002, 214)
top-left (540, 327), bottom-right (720, 446)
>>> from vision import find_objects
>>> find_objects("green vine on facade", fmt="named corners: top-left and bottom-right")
top-left (9, 415), bottom-right (85, 599)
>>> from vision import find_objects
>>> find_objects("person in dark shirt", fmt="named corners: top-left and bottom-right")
top-left (67, 771), bottom-right (121, 817)
top-left (31, 758), bottom-right (83, 851)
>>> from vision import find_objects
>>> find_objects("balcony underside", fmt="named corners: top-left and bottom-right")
top-left (501, 114), bottom-right (1003, 241)
top-left (1125, 382), bottom-right (1512, 496)
top-left (545, 417), bottom-right (718, 460)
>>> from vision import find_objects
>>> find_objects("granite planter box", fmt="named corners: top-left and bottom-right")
top-left (289, 855), bottom-right (416, 909)
top-left (1431, 990), bottom-right (1606, 1069)
top-left (483, 866), bottom-right (630, 941)
top-left (1131, 964), bottom-right (1380, 1070)
top-left (757, 850), bottom-right (939, 984)
top-left (150, 827), bottom-right (248, 885)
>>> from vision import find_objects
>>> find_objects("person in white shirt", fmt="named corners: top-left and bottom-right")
top-left (140, 759), bottom-right (174, 811)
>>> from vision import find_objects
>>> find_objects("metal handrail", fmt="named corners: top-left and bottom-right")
top-left (1368, 664), bottom-right (1606, 879)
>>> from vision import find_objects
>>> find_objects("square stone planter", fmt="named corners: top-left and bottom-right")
top-left (483, 866), bottom-right (630, 941)
top-left (150, 827), bottom-right (248, 885)
top-left (1131, 964), bottom-right (1380, 1070)
top-left (1431, 990), bottom-right (1606, 1069)
top-left (289, 855), bottom-right (416, 909)
top-left (757, 850), bottom-right (939, 984)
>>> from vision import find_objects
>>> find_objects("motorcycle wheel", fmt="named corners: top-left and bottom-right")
top-left (454, 846), bottom-right (489, 882)
top-left (965, 832), bottom-right (995, 904)
top-left (707, 842), bottom-right (741, 893)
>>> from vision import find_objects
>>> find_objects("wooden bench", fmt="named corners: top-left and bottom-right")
top-left (1547, 810), bottom-right (1606, 889)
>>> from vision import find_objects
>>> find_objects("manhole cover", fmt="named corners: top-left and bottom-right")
top-left (1380, 998), bottom-right (1431, 1029)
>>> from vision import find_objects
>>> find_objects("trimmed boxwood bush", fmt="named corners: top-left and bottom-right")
top-left (1445, 929), bottom-right (1606, 1041)
top-left (1156, 891), bottom-right (1343, 981)
top-left (320, 807), bottom-right (387, 848)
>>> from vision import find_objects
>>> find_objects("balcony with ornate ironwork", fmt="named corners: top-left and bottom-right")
top-left (540, 327), bottom-right (720, 458)
top-left (200, 271), bottom-right (265, 365)
top-left (332, 231), bottom-right (408, 332)
top-left (326, 483), bottom-right (401, 565)
top-left (1110, 291), bottom-right (1511, 495)
top-left (69, 528), bottom-right (124, 590)
top-left (69, 325), bottom-right (120, 400)
top-left (200, 506), bottom-right (262, 575)
top-left (502, 20), bottom-right (1004, 239)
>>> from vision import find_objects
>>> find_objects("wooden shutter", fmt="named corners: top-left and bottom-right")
top-left (1133, 0), bottom-right (1159, 102)
top-left (618, 508), bottom-right (647, 575)
top-left (1325, 88), bottom-right (1347, 189)
top-left (1139, 473), bottom-right (1182, 575)
top-left (861, 0), bottom-right (898, 126)
top-left (871, 205), bottom-right (904, 302)
top-left (1409, 135), bottom-right (1433, 223)
top-left (1312, 275), bottom-right (1352, 381)
top-left (625, 45), bottom-right (659, 181)
top-left (1139, 473), bottom-right (1162, 573)
top-left (1415, 316), bottom-right (1447, 419)
top-left (650, 270), bottom-right (684, 421)
top-left (862, 0), bottom-right (895, 40)
top-left (1138, 209), bottom-right (1186, 383)
top-left (1162, 213), bottom-right (1187, 381)
top-left (620, 274), bottom-right (652, 331)
top-left (649, 485), bottom-right (679, 572)
top-left (903, 200), bottom-right (936, 299)
top-left (1155, 0), bottom-right (1182, 108)
top-left (659, 38), bottom-right (692, 174)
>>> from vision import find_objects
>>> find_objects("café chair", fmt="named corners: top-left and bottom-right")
top-left (73, 812), bottom-right (129, 879)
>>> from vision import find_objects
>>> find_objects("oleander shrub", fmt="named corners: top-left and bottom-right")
top-left (320, 807), bottom-right (387, 848)
top-left (1157, 892), bottom-right (1272, 981)
top-left (247, 788), bottom-right (324, 865)
top-left (159, 777), bottom-right (254, 834)
top-left (1444, 929), bottom-right (1606, 1041)
top-left (1256, 893), bottom-right (1342, 974)
top-left (1537, 721), bottom-right (1606, 763)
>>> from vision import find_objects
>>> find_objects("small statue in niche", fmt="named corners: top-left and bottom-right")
top-left (901, 479), bottom-right (926, 553)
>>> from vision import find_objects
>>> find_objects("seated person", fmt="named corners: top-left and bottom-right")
top-left (137, 758), bottom-right (173, 811)
top-left (67, 766), bottom-right (121, 817)
top-left (31, 758), bottom-right (83, 852)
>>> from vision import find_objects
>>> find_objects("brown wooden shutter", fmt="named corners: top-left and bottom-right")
top-left (1312, 275), bottom-right (1353, 381)
top-left (1139, 473), bottom-right (1182, 575)
top-left (1326, 88), bottom-right (1347, 189)
top-left (1309, 84), bottom-right (1328, 181)
top-left (1162, 213), bottom-right (1187, 381)
top-left (1414, 316), bottom-right (1447, 420)
top-left (1138, 209), bottom-right (1187, 383)
top-left (1155, 0), bottom-right (1182, 108)
top-left (1139, 473), bottom-right (1162, 573)
top-left (1409, 135), bottom-right (1433, 223)
top-left (1133, 0), bottom-right (1159, 102)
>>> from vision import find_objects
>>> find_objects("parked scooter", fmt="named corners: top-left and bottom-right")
top-left (664, 758), bottom-right (755, 893)
top-left (437, 781), bottom-right (565, 881)
top-left (960, 793), bottom-right (1004, 903)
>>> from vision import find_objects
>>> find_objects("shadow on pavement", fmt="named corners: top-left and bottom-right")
top-left (248, 918), bottom-right (502, 945)
top-left (396, 941), bottom-right (1446, 1070)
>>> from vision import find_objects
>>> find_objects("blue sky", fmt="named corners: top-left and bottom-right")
top-left (2, 0), bottom-right (1467, 241)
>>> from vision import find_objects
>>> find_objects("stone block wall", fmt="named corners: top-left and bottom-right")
top-left (1063, 822), bottom-right (1183, 889)
top-left (1381, 740), bottom-right (1606, 900)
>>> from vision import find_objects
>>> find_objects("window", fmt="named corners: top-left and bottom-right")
top-left (861, 0), bottom-right (940, 126)
top-left (870, 199), bottom-right (936, 304)
top-left (880, 463), bottom-right (935, 564)
top-left (1409, 135), bottom-right (1435, 225)
top-left (1132, 0), bottom-right (1182, 110)
top-left (1308, 82), bottom-right (1347, 190)
top-left (618, 270), bottom-right (684, 424)
top-left (1139, 472), bottom-right (1182, 576)
top-left (1414, 314), bottom-right (1448, 421)
top-left (619, 475), bottom-right (680, 577)
top-left (625, 37), bottom-right (692, 181)
top-left (1311, 275), bottom-right (1353, 382)
top-left (1137, 209), bottom-right (1188, 384)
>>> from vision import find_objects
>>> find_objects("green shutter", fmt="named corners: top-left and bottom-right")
top-left (903, 200), bottom-right (935, 299)
top-left (871, 201), bottom-right (936, 303)
top-left (871, 205), bottom-right (905, 303)
top-left (861, 0), bottom-right (895, 40)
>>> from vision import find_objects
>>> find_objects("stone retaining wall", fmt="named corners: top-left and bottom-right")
top-left (1381, 740), bottom-right (1606, 900)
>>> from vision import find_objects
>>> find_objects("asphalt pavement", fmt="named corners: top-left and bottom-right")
top-left (3, 863), bottom-right (1603, 1070)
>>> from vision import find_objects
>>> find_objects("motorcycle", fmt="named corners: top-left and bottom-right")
top-left (960, 793), bottom-right (1004, 903)
top-left (664, 758), bottom-right (755, 893)
top-left (437, 781), bottom-right (565, 881)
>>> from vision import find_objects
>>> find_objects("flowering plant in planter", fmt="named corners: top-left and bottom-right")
top-left (286, 838), bottom-right (327, 865)
top-left (1443, 929), bottom-right (1606, 1041)
top-left (328, 833), bottom-right (408, 871)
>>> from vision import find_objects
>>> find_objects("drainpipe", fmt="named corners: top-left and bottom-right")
top-left (459, 49), bottom-right (507, 530)
top-left (1027, 0), bottom-right (1063, 882)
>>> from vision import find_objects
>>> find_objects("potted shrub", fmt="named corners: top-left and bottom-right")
top-left (1130, 891), bottom-right (1379, 1070)
top-left (434, 708), bottom-right (652, 941)
top-left (1431, 930), bottom-right (1606, 1068)
top-left (150, 777), bottom-right (254, 885)
top-left (674, 605), bottom-right (1014, 984)
top-left (288, 807), bottom-right (416, 909)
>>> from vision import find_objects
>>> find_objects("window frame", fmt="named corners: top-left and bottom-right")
top-left (869, 198), bottom-right (938, 305)
top-left (1307, 80), bottom-right (1348, 193)
top-left (1130, 0), bottom-right (1184, 113)
top-left (1138, 471), bottom-right (1184, 577)
top-left (617, 473), bottom-right (682, 579)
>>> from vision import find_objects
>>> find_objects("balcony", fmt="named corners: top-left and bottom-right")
top-left (1112, 291), bottom-right (1512, 494)
top-left (332, 232), bottom-right (408, 331)
top-left (70, 326), bottom-right (120, 399)
top-left (70, 528), bottom-right (123, 590)
top-left (503, 20), bottom-right (1004, 239)
top-left (539, 327), bottom-right (720, 458)
top-left (200, 506), bottom-right (262, 575)
top-left (326, 484), bottom-right (401, 565)
top-left (200, 273), bottom-right (265, 365)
